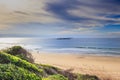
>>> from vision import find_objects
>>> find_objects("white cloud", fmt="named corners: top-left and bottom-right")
top-left (67, 5), bottom-right (120, 28)
top-left (0, 0), bottom-right (62, 30)
top-left (0, 0), bottom-right (120, 38)
top-left (107, 32), bottom-right (120, 37)
top-left (57, 27), bottom-right (98, 35)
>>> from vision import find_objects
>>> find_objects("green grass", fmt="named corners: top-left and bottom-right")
top-left (36, 64), bottom-right (61, 74)
top-left (42, 74), bottom-right (68, 80)
top-left (2, 46), bottom-right (34, 63)
top-left (0, 46), bottom-right (99, 80)
top-left (0, 52), bottom-right (43, 76)
top-left (0, 64), bottom-right (41, 80)
top-left (37, 64), bottom-right (99, 80)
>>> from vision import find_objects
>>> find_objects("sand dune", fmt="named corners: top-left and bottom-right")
top-left (32, 52), bottom-right (120, 80)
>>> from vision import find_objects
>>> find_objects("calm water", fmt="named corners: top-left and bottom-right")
top-left (0, 38), bottom-right (120, 56)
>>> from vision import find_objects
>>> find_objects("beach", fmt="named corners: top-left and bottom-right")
top-left (32, 52), bottom-right (120, 80)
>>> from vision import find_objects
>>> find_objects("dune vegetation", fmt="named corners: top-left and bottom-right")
top-left (0, 46), bottom-right (99, 80)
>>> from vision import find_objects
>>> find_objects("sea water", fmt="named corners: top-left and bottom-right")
top-left (0, 38), bottom-right (120, 56)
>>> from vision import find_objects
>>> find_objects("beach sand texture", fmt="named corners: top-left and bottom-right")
top-left (32, 52), bottom-right (120, 80)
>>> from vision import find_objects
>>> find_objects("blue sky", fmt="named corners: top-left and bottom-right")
top-left (0, 0), bottom-right (120, 38)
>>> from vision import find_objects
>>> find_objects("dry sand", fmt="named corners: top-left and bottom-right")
top-left (32, 52), bottom-right (120, 80)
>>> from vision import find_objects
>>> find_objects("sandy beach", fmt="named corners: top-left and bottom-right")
top-left (32, 52), bottom-right (120, 80)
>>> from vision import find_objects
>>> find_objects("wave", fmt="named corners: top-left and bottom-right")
top-left (75, 46), bottom-right (120, 50)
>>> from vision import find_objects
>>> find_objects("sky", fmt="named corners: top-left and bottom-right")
top-left (0, 0), bottom-right (120, 38)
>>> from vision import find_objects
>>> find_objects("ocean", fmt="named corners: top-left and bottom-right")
top-left (0, 38), bottom-right (120, 56)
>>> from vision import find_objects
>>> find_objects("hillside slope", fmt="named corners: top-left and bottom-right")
top-left (0, 46), bottom-right (99, 80)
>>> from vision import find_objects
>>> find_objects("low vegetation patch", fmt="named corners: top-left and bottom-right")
top-left (0, 46), bottom-right (99, 80)
top-left (37, 64), bottom-right (99, 80)
top-left (0, 64), bottom-right (41, 80)
top-left (0, 52), bottom-right (43, 76)
top-left (77, 74), bottom-right (99, 80)
top-left (42, 74), bottom-right (68, 80)
top-left (3, 46), bottom-right (34, 63)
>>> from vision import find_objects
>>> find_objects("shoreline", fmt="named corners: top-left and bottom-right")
top-left (31, 50), bottom-right (120, 57)
top-left (32, 52), bottom-right (120, 80)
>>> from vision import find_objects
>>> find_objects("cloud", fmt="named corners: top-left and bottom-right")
top-left (0, 0), bottom-right (61, 29)
top-left (57, 27), bottom-right (98, 35)
top-left (107, 31), bottom-right (120, 37)
top-left (0, 24), bottom-right (11, 30)
top-left (47, 0), bottom-right (120, 27)
top-left (0, 0), bottom-right (120, 37)
top-left (0, 0), bottom-right (120, 29)
top-left (14, 11), bottom-right (29, 15)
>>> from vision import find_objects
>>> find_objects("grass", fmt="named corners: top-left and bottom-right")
top-left (0, 52), bottom-right (43, 76)
top-left (0, 46), bottom-right (99, 80)
top-left (0, 64), bottom-right (41, 80)
top-left (42, 74), bottom-right (68, 80)
top-left (2, 46), bottom-right (34, 63)
top-left (36, 64), bottom-right (61, 75)
top-left (77, 74), bottom-right (99, 80)
top-left (37, 64), bottom-right (99, 80)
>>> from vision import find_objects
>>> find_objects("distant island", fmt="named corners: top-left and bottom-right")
top-left (56, 38), bottom-right (72, 40)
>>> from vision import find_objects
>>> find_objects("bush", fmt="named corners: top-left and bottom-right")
top-left (37, 64), bottom-right (61, 76)
top-left (3, 46), bottom-right (34, 63)
top-left (77, 74), bottom-right (99, 80)
top-left (0, 52), bottom-right (43, 76)
top-left (0, 46), bottom-right (99, 80)
top-left (42, 74), bottom-right (68, 80)
top-left (0, 64), bottom-right (41, 80)
top-left (37, 64), bottom-right (99, 80)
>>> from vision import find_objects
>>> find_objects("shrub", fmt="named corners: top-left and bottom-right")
top-left (42, 74), bottom-right (68, 80)
top-left (37, 64), bottom-right (61, 76)
top-left (0, 46), bottom-right (99, 80)
top-left (0, 64), bottom-right (41, 80)
top-left (3, 46), bottom-right (34, 63)
top-left (37, 64), bottom-right (99, 80)
top-left (0, 52), bottom-right (43, 76)
top-left (77, 74), bottom-right (99, 80)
